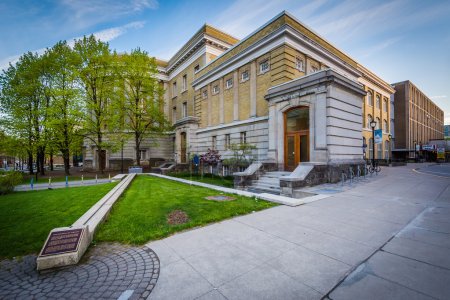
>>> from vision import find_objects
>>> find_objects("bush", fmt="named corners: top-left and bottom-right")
top-left (0, 171), bottom-right (23, 195)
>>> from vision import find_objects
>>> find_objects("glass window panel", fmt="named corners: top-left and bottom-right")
top-left (300, 135), bottom-right (309, 162)
top-left (286, 108), bottom-right (309, 132)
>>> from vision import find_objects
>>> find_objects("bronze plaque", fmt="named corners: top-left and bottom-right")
top-left (41, 229), bottom-right (83, 256)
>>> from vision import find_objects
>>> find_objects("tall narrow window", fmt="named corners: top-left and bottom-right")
top-left (182, 74), bottom-right (187, 91)
top-left (182, 102), bottom-right (187, 118)
top-left (172, 107), bottom-right (177, 123)
top-left (240, 132), bottom-right (247, 144)
top-left (225, 134), bottom-right (231, 150)
top-left (367, 115), bottom-right (373, 129)
top-left (212, 136), bottom-right (217, 150)
top-left (376, 95), bottom-right (381, 109)
top-left (384, 99), bottom-right (388, 112)
top-left (172, 82), bottom-right (177, 97)
top-left (367, 92), bottom-right (373, 106)
top-left (376, 117), bottom-right (380, 130)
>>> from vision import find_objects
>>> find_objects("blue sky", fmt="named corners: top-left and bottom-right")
top-left (1, 0), bottom-right (449, 124)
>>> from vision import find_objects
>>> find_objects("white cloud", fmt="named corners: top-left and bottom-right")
top-left (430, 95), bottom-right (447, 100)
top-left (60, 0), bottom-right (157, 30)
top-left (360, 37), bottom-right (401, 59)
top-left (1, 21), bottom-right (145, 72)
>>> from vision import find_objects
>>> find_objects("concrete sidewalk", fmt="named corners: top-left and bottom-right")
top-left (146, 164), bottom-right (450, 300)
top-left (14, 178), bottom-right (112, 191)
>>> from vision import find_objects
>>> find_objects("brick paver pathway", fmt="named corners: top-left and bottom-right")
top-left (0, 244), bottom-right (159, 299)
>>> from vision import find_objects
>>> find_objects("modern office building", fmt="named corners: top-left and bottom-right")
top-left (445, 125), bottom-right (450, 138)
top-left (391, 80), bottom-right (444, 159)
top-left (84, 11), bottom-right (396, 189)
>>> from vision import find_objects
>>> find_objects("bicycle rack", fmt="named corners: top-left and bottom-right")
top-left (341, 170), bottom-right (347, 187)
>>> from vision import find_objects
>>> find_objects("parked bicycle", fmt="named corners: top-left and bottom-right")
top-left (366, 160), bottom-right (381, 174)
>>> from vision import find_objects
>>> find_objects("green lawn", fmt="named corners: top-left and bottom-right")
top-left (167, 172), bottom-right (234, 188)
top-left (96, 175), bottom-right (276, 244)
top-left (0, 183), bottom-right (117, 259)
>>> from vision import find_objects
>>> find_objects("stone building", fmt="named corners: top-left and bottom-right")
top-left (391, 80), bottom-right (445, 159)
top-left (84, 11), bottom-right (397, 189)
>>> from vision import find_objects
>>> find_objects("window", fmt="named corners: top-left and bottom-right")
top-left (225, 134), bottom-right (231, 150)
top-left (369, 138), bottom-right (374, 160)
top-left (194, 65), bottom-right (200, 73)
top-left (376, 117), bottom-right (380, 130)
top-left (172, 82), bottom-right (177, 97)
top-left (367, 115), bottom-right (373, 129)
top-left (259, 60), bottom-right (269, 73)
top-left (384, 99), bottom-right (388, 112)
top-left (212, 85), bottom-right (219, 95)
top-left (311, 66), bottom-right (318, 73)
top-left (172, 107), bottom-right (176, 123)
top-left (367, 92), bottom-right (373, 106)
top-left (376, 95), bottom-right (381, 109)
top-left (296, 57), bottom-right (304, 71)
top-left (240, 132), bottom-right (247, 144)
top-left (383, 119), bottom-right (388, 132)
top-left (182, 74), bottom-right (187, 91)
top-left (182, 102), bottom-right (187, 118)
top-left (226, 78), bottom-right (233, 89)
top-left (139, 149), bottom-right (147, 160)
top-left (241, 70), bottom-right (249, 82)
top-left (385, 141), bottom-right (390, 159)
top-left (378, 141), bottom-right (382, 159)
top-left (202, 90), bottom-right (208, 99)
top-left (212, 136), bottom-right (217, 150)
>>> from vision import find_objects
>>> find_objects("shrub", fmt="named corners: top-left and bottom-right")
top-left (0, 171), bottom-right (23, 195)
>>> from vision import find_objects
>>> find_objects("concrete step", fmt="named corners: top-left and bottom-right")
top-left (255, 177), bottom-right (280, 184)
top-left (247, 186), bottom-right (281, 195)
top-left (252, 181), bottom-right (280, 189)
top-left (263, 171), bottom-right (291, 178)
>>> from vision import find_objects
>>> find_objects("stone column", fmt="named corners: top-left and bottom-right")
top-left (250, 61), bottom-right (257, 117)
top-left (233, 71), bottom-right (239, 121)
top-left (266, 103), bottom-right (278, 162)
top-left (219, 78), bottom-right (224, 124)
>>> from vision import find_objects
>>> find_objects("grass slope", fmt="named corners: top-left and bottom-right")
top-left (96, 176), bottom-right (276, 244)
top-left (0, 183), bottom-right (117, 259)
top-left (168, 172), bottom-right (234, 188)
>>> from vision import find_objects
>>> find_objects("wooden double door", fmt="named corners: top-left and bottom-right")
top-left (285, 133), bottom-right (309, 171)
top-left (284, 106), bottom-right (310, 171)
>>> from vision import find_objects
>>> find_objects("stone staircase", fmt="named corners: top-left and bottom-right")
top-left (248, 171), bottom-right (291, 195)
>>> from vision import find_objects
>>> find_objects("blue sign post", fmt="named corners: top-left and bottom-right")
top-left (374, 129), bottom-right (382, 144)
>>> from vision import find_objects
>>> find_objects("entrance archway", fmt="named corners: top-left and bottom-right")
top-left (284, 107), bottom-right (309, 171)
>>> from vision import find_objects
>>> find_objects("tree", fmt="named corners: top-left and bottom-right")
top-left (44, 41), bottom-right (83, 175)
top-left (118, 48), bottom-right (169, 166)
top-left (0, 52), bottom-right (49, 175)
top-left (74, 35), bottom-right (120, 173)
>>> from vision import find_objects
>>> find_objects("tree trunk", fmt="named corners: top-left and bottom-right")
top-left (28, 151), bottom-right (34, 175)
top-left (63, 150), bottom-right (70, 176)
top-left (50, 150), bottom-right (54, 171)
top-left (135, 132), bottom-right (140, 166)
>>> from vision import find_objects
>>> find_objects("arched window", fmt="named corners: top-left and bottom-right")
top-left (367, 92), bottom-right (373, 106)
top-left (383, 119), bottom-right (388, 132)
top-left (384, 99), bottom-right (388, 112)
top-left (376, 95), bottom-right (381, 109)
top-left (376, 117), bottom-right (380, 130)
top-left (367, 115), bottom-right (373, 129)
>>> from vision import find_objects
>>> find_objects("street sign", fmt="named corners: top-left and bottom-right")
top-left (422, 145), bottom-right (436, 151)
top-left (374, 129), bottom-right (382, 144)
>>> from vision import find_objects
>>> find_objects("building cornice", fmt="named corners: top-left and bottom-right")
top-left (357, 64), bottom-right (395, 94)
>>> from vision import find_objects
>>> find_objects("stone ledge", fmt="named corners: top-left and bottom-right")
top-left (36, 174), bottom-right (136, 270)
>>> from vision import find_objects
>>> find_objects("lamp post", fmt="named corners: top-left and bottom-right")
top-left (388, 134), bottom-right (392, 163)
top-left (370, 120), bottom-right (377, 167)
top-left (413, 140), bottom-right (417, 161)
